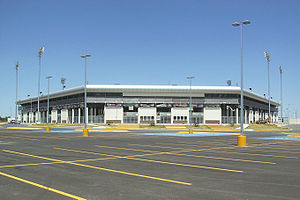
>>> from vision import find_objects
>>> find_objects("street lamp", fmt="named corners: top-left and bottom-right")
top-left (61, 77), bottom-right (66, 90)
top-left (279, 66), bottom-right (283, 122)
top-left (187, 76), bottom-right (195, 134)
top-left (15, 61), bottom-right (20, 123)
top-left (37, 47), bottom-right (45, 123)
top-left (81, 54), bottom-right (91, 136)
top-left (27, 94), bottom-right (32, 123)
top-left (46, 76), bottom-right (52, 132)
top-left (264, 52), bottom-right (271, 123)
top-left (232, 20), bottom-right (251, 147)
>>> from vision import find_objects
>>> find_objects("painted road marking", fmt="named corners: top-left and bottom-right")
top-left (73, 129), bottom-right (129, 132)
top-left (0, 171), bottom-right (86, 200)
top-left (6, 127), bottom-right (43, 130)
top-left (156, 142), bottom-right (232, 148)
top-left (203, 150), bottom-right (298, 159)
top-left (0, 136), bottom-right (39, 141)
top-left (3, 149), bottom-right (192, 186)
top-left (128, 143), bottom-right (187, 150)
top-left (178, 132), bottom-right (240, 136)
top-left (167, 152), bottom-right (276, 164)
top-left (95, 145), bottom-right (159, 153)
top-left (55, 147), bottom-right (243, 173)
top-left (95, 145), bottom-right (274, 164)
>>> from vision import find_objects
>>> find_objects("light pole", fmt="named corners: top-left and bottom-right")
top-left (37, 47), bottom-right (45, 123)
top-left (187, 76), bottom-right (195, 134)
top-left (232, 20), bottom-right (250, 147)
top-left (27, 94), bottom-right (33, 123)
top-left (15, 61), bottom-right (19, 123)
top-left (46, 76), bottom-right (52, 132)
top-left (264, 52), bottom-right (271, 123)
top-left (81, 54), bottom-right (91, 136)
top-left (279, 66), bottom-right (283, 122)
top-left (61, 77), bottom-right (66, 90)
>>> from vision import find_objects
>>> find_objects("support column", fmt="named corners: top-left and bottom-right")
top-left (236, 108), bottom-right (239, 124)
top-left (78, 108), bottom-right (81, 124)
top-left (71, 109), bottom-right (74, 124)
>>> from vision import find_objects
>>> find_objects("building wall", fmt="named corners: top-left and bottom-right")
top-left (51, 110), bottom-right (57, 123)
top-left (138, 107), bottom-right (156, 124)
top-left (61, 109), bottom-right (68, 123)
top-left (171, 107), bottom-right (189, 124)
top-left (104, 107), bottom-right (123, 123)
top-left (204, 107), bottom-right (221, 124)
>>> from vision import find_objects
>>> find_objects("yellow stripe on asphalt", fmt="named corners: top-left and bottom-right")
top-left (249, 146), bottom-right (300, 152)
top-left (55, 147), bottom-right (243, 173)
top-left (95, 145), bottom-right (160, 153)
top-left (129, 143), bottom-right (186, 150)
top-left (204, 150), bottom-right (298, 159)
top-left (167, 153), bottom-right (276, 164)
top-left (178, 132), bottom-right (240, 135)
top-left (96, 144), bottom-right (274, 165)
top-left (6, 127), bottom-right (43, 130)
top-left (0, 136), bottom-right (39, 141)
top-left (74, 129), bottom-right (129, 132)
top-left (3, 149), bottom-right (191, 186)
top-left (0, 171), bottom-right (86, 200)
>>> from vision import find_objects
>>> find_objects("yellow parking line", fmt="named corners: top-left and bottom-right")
top-left (0, 136), bottom-right (39, 141)
top-left (204, 150), bottom-right (298, 159)
top-left (156, 142), bottom-right (230, 148)
top-left (55, 147), bottom-right (242, 173)
top-left (178, 132), bottom-right (240, 135)
top-left (248, 146), bottom-right (300, 152)
top-left (95, 145), bottom-right (159, 153)
top-left (3, 149), bottom-right (191, 186)
top-left (245, 148), bottom-right (300, 154)
top-left (129, 143), bottom-right (186, 150)
top-left (0, 171), bottom-right (86, 200)
top-left (96, 144), bottom-right (274, 164)
top-left (6, 127), bottom-right (43, 130)
top-left (126, 157), bottom-right (243, 173)
top-left (167, 153), bottom-right (276, 164)
top-left (71, 162), bottom-right (192, 185)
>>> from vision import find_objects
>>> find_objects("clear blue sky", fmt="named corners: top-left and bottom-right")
top-left (0, 0), bottom-right (299, 118)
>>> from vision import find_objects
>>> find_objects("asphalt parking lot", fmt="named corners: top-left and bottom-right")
top-left (0, 127), bottom-right (299, 200)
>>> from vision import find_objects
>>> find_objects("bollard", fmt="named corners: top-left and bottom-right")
top-left (237, 135), bottom-right (247, 147)
top-left (189, 129), bottom-right (193, 134)
top-left (83, 129), bottom-right (89, 137)
top-left (45, 126), bottom-right (50, 132)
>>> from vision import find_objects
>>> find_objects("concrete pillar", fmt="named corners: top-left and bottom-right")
top-left (71, 109), bottom-right (74, 124)
top-left (236, 108), bottom-right (239, 124)
top-left (86, 107), bottom-right (89, 124)
top-left (78, 108), bottom-right (81, 124)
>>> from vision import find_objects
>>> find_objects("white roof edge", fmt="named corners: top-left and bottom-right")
top-left (18, 84), bottom-right (279, 105)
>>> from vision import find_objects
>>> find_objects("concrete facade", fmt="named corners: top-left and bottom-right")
top-left (18, 85), bottom-right (279, 125)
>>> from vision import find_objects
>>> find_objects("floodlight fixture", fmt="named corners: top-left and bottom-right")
top-left (264, 52), bottom-right (270, 62)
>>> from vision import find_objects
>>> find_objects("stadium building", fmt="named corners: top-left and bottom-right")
top-left (18, 85), bottom-right (279, 125)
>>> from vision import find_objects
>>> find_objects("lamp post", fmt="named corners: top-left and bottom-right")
top-left (264, 52), bottom-right (271, 122)
top-left (46, 76), bottom-right (52, 132)
top-left (37, 47), bottom-right (45, 123)
top-left (232, 20), bottom-right (250, 147)
top-left (279, 66), bottom-right (283, 122)
top-left (187, 76), bottom-right (195, 134)
top-left (15, 61), bottom-right (19, 123)
top-left (27, 94), bottom-right (33, 123)
top-left (81, 54), bottom-right (91, 136)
